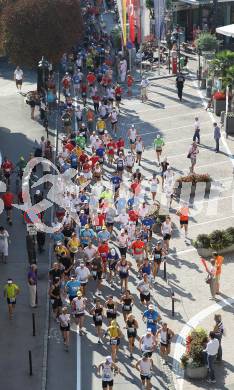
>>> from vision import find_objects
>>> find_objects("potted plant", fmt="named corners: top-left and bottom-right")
top-left (193, 227), bottom-right (234, 256)
top-left (224, 112), bottom-right (234, 136)
top-left (181, 327), bottom-right (208, 379)
top-left (195, 33), bottom-right (218, 54)
top-left (213, 91), bottom-right (226, 116)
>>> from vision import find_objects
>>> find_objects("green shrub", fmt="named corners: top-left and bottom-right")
top-left (210, 230), bottom-right (229, 250)
top-left (194, 234), bottom-right (210, 249)
top-left (194, 227), bottom-right (234, 250)
top-left (195, 33), bottom-right (218, 52)
top-left (181, 327), bottom-right (208, 368)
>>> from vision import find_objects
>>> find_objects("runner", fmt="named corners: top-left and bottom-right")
top-left (177, 202), bottom-right (189, 241)
top-left (58, 307), bottom-right (71, 350)
top-left (139, 328), bottom-right (157, 357)
top-left (116, 256), bottom-right (132, 293)
top-left (128, 125), bottom-right (137, 154)
top-left (120, 289), bottom-right (134, 322)
top-left (152, 241), bottom-right (166, 279)
top-left (153, 134), bottom-right (165, 166)
top-left (106, 320), bottom-right (123, 362)
top-left (0, 226), bottom-right (9, 263)
top-left (135, 137), bottom-right (144, 166)
top-left (4, 278), bottom-right (20, 319)
top-left (157, 322), bottom-right (174, 363)
top-left (98, 356), bottom-right (120, 390)
top-left (72, 290), bottom-right (86, 335)
top-left (135, 353), bottom-right (153, 390)
top-left (90, 298), bottom-right (104, 343)
top-left (143, 304), bottom-right (161, 335)
top-left (137, 274), bottom-right (151, 305)
top-left (126, 313), bottom-right (138, 358)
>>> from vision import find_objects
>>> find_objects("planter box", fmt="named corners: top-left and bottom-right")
top-left (224, 115), bottom-right (234, 136)
top-left (214, 99), bottom-right (226, 116)
top-left (196, 243), bottom-right (234, 258)
top-left (185, 365), bottom-right (207, 379)
top-left (175, 181), bottom-right (211, 203)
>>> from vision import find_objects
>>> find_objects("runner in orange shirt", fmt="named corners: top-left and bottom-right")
top-left (176, 202), bottom-right (189, 241)
top-left (213, 252), bottom-right (224, 295)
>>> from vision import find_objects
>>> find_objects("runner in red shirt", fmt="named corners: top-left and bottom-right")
top-left (127, 72), bottom-right (134, 96)
top-left (2, 157), bottom-right (14, 185)
top-left (1, 190), bottom-right (14, 224)
top-left (131, 237), bottom-right (146, 268)
top-left (106, 139), bottom-right (116, 165)
top-left (86, 72), bottom-right (96, 87)
top-left (116, 138), bottom-right (125, 156)
top-left (115, 84), bottom-right (122, 110)
top-left (98, 242), bottom-right (109, 274)
top-left (89, 155), bottom-right (99, 168)
top-left (128, 209), bottom-right (139, 224)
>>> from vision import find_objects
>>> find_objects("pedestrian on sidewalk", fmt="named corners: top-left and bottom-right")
top-left (0, 226), bottom-right (9, 263)
top-left (206, 258), bottom-right (216, 300)
top-left (193, 117), bottom-right (200, 144)
top-left (13, 66), bottom-right (23, 92)
top-left (176, 72), bottom-right (185, 101)
top-left (4, 278), bottom-right (20, 319)
top-left (27, 264), bottom-right (37, 308)
top-left (213, 252), bottom-right (224, 295)
top-left (140, 76), bottom-right (149, 103)
top-left (203, 331), bottom-right (219, 384)
top-left (213, 123), bottom-right (221, 153)
top-left (187, 141), bottom-right (199, 173)
top-left (213, 314), bottom-right (224, 362)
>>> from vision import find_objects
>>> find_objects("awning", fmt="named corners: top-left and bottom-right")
top-left (216, 24), bottom-right (234, 37)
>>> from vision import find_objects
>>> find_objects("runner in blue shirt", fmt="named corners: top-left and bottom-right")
top-left (107, 248), bottom-right (119, 286)
top-left (96, 146), bottom-right (105, 165)
top-left (79, 211), bottom-right (89, 227)
top-left (143, 304), bottom-right (161, 335)
top-left (80, 225), bottom-right (96, 247)
top-left (110, 173), bottom-right (122, 194)
top-left (65, 277), bottom-right (81, 302)
top-left (97, 226), bottom-right (110, 243)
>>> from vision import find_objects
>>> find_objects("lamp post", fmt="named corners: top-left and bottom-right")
top-left (37, 56), bottom-right (49, 94)
top-left (55, 70), bottom-right (61, 157)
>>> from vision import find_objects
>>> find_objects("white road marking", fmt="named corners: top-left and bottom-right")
top-left (139, 124), bottom-right (211, 138)
top-left (173, 296), bottom-right (234, 390)
top-left (189, 214), bottom-right (234, 228)
top-left (121, 110), bottom-right (205, 127)
top-left (77, 333), bottom-right (81, 390)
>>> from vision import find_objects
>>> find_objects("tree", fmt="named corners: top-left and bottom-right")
top-left (1, 0), bottom-right (83, 67)
top-left (145, 0), bottom-right (154, 18)
top-left (195, 32), bottom-right (218, 52)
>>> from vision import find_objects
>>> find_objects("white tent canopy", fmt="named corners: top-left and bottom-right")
top-left (216, 24), bottom-right (234, 37)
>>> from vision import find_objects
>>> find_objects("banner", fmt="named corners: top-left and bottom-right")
top-left (134, 0), bottom-right (141, 44)
top-left (128, 0), bottom-right (135, 44)
top-left (122, 0), bottom-right (127, 46)
top-left (154, 0), bottom-right (165, 41)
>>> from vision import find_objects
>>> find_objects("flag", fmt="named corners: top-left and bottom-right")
top-left (154, 0), bottom-right (165, 40)
top-left (134, 0), bottom-right (141, 44)
top-left (122, 0), bottom-right (127, 46)
top-left (128, 0), bottom-right (135, 44)
top-left (200, 257), bottom-right (209, 272)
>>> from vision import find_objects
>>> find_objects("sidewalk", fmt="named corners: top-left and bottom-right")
top-left (0, 59), bottom-right (50, 390)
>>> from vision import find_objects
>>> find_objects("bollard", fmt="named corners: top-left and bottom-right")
top-left (29, 350), bottom-right (33, 376)
top-left (32, 313), bottom-right (36, 337)
top-left (163, 260), bottom-right (167, 280)
top-left (171, 290), bottom-right (175, 317)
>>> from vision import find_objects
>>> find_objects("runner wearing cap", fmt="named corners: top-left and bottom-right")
top-left (4, 278), bottom-right (20, 319)
top-left (75, 262), bottom-right (90, 295)
top-left (107, 248), bottom-right (119, 287)
top-left (143, 304), bottom-right (161, 335)
top-left (98, 356), bottom-right (120, 390)
top-left (58, 307), bottom-right (71, 351)
top-left (139, 329), bottom-right (157, 357)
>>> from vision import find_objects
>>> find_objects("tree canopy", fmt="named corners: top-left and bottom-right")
top-left (1, 0), bottom-right (83, 67)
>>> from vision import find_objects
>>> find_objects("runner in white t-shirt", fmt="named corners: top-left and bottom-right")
top-left (128, 125), bottom-right (137, 154)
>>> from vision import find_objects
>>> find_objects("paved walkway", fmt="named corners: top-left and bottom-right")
top-left (0, 58), bottom-right (50, 390)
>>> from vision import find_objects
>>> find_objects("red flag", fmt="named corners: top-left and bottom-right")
top-left (200, 257), bottom-right (209, 272)
top-left (128, 0), bottom-right (135, 44)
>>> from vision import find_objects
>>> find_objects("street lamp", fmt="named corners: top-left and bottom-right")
top-left (37, 56), bottom-right (50, 93)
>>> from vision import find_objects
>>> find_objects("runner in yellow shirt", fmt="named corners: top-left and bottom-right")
top-left (4, 278), bottom-right (20, 319)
